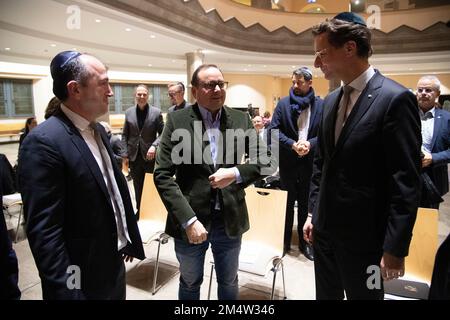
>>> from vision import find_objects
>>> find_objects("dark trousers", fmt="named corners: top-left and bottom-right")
top-left (279, 170), bottom-right (309, 250)
top-left (129, 155), bottom-right (155, 220)
top-left (429, 234), bottom-right (450, 300)
top-left (313, 229), bottom-right (384, 300)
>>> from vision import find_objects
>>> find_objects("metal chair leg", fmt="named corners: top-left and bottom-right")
top-left (207, 263), bottom-right (215, 300)
top-left (15, 205), bottom-right (23, 243)
top-left (270, 265), bottom-right (277, 300)
top-left (152, 240), bottom-right (162, 295)
top-left (281, 261), bottom-right (287, 300)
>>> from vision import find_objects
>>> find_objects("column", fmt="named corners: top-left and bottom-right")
top-left (186, 50), bottom-right (204, 104)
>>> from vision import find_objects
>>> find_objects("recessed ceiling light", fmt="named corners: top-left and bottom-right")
top-left (172, 60), bottom-right (176, 63)
top-left (147, 64), bottom-right (152, 67)
top-left (72, 47), bottom-right (77, 50)
top-left (125, 28), bottom-right (132, 32)
top-left (316, 8), bottom-right (321, 12)
top-left (409, 68), bottom-right (414, 71)
top-left (244, 68), bottom-right (248, 71)
top-left (4, 47), bottom-right (10, 51)
top-left (355, 0), bottom-right (360, 5)
top-left (95, 19), bottom-right (101, 23)
top-left (248, 64), bottom-right (252, 67)
top-left (150, 35), bottom-right (156, 39)
top-left (50, 44), bottom-right (56, 47)
top-left (292, 65), bottom-right (296, 68)
top-left (263, 65), bottom-right (267, 68)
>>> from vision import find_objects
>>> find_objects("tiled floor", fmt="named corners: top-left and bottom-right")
top-left (1, 142), bottom-right (449, 300)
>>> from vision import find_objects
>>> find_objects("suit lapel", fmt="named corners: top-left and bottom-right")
top-left (334, 72), bottom-right (384, 151)
top-left (323, 89), bottom-right (343, 154)
top-left (57, 115), bottom-right (111, 203)
top-left (431, 108), bottom-right (443, 151)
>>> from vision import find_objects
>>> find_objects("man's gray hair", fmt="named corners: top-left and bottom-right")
top-left (418, 75), bottom-right (441, 91)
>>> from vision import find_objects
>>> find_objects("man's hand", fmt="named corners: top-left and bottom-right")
top-left (122, 254), bottom-right (134, 263)
top-left (303, 216), bottom-right (314, 244)
top-left (297, 140), bottom-right (311, 157)
top-left (186, 220), bottom-right (208, 245)
top-left (209, 168), bottom-right (236, 189)
top-left (380, 252), bottom-right (405, 281)
top-left (422, 151), bottom-right (432, 168)
top-left (146, 146), bottom-right (156, 160)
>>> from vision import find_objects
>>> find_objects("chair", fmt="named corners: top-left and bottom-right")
top-left (207, 186), bottom-right (288, 300)
top-left (137, 173), bottom-right (175, 295)
top-left (2, 193), bottom-right (23, 243)
top-left (384, 207), bottom-right (439, 299)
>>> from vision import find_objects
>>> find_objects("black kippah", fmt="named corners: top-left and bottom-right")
top-left (333, 12), bottom-right (367, 27)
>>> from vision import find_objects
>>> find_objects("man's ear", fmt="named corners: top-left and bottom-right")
top-left (66, 80), bottom-right (80, 98)
top-left (345, 41), bottom-right (357, 57)
top-left (191, 86), bottom-right (197, 100)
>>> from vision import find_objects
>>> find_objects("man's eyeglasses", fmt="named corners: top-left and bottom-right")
top-left (314, 48), bottom-right (329, 60)
top-left (198, 81), bottom-right (228, 91)
top-left (168, 91), bottom-right (181, 97)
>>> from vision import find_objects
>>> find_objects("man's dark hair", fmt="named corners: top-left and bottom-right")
top-left (191, 64), bottom-right (223, 87)
top-left (293, 67), bottom-right (313, 81)
top-left (312, 18), bottom-right (373, 58)
top-left (44, 96), bottom-right (61, 120)
top-left (169, 82), bottom-right (185, 93)
top-left (52, 55), bottom-right (92, 101)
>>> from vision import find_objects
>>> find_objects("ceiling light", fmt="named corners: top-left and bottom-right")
top-left (172, 60), bottom-right (176, 63)
top-left (50, 44), bottom-right (56, 47)
top-left (95, 19), bottom-right (101, 23)
top-left (125, 28), bottom-right (132, 32)
top-left (244, 68), bottom-right (248, 71)
top-left (150, 35), bottom-right (156, 39)
top-left (4, 47), bottom-right (10, 51)
top-left (248, 64), bottom-right (252, 67)
top-left (147, 64), bottom-right (152, 67)
top-left (72, 47), bottom-right (77, 50)
top-left (263, 65), bottom-right (267, 68)
top-left (292, 65), bottom-right (296, 68)
top-left (355, 0), bottom-right (360, 4)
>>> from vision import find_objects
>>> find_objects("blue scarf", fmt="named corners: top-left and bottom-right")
top-left (289, 87), bottom-right (315, 117)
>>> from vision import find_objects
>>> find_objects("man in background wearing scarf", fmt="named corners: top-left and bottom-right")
top-left (269, 67), bottom-right (323, 259)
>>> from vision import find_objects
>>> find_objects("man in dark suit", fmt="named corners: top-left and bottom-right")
top-left (269, 67), bottom-right (323, 259)
top-left (122, 84), bottom-right (164, 220)
top-left (19, 51), bottom-right (145, 300)
top-left (302, 13), bottom-right (421, 299)
top-left (168, 82), bottom-right (190, 113)
top-left (416, 75), bottom-right (450, 209)
top-left (154, 64), bottom-right (271, 300)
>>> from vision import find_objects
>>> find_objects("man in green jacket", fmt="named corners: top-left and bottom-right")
top-left (154, 64), bottom-right (272, 300)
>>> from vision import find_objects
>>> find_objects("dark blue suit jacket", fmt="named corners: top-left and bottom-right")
top-left (309, 71), bottom-right (421, 257)
top-left (19, 112), bottom-right (145, 300)
top-left (423, 108), bottom-right (450, 196)
top-left (269, 95), bottom-right (323, 182)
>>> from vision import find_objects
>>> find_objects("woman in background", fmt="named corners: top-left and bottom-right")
top-left (19, 117), bottom-right (37, 146)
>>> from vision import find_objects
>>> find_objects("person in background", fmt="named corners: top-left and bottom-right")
top-left (0, 163), bottom-right (21, 300)
top-left (19, 117), bottom-right (37, 146)
top-left (100, 121), bottom-right (125, 169)
top-left (269, 66), bottom-right (323, 259)
top-left (44, 96), bottom-right (61, 120)
top-left (263, 111), bottom-right (272, 128)
top-left (122, 84), bottom-right (164, 221)
top-left (167, 82), bottom-right (190, 113)
top-left (416, 75), bottom-right (450, 209)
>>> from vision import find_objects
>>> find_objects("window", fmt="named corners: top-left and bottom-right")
top-left (109, 83), bottom-right (170, 113)
top-left (0, 79), bottom-right (34, 118)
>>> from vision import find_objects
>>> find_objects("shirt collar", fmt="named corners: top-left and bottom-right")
top-left (347, 66), bottom-right (376, 92)
top-left (198, 104), bottom-right (222, 124)
top-left (420, 107), bottom-right (436, 118)
top-left (60, 103), bottom-right (91, 132)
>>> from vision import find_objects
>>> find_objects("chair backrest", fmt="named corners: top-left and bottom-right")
top-left (405, 207), bottom-right (439, 283)
top-left (239, 187), bottom-right (287, 275)
top-left (139, 173), bottom-right (167, 223)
